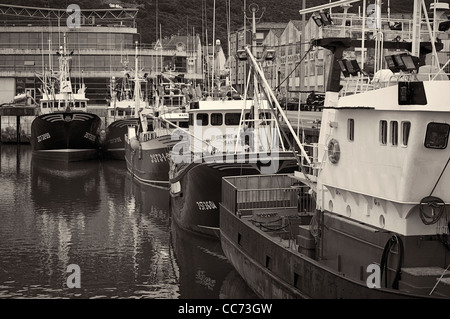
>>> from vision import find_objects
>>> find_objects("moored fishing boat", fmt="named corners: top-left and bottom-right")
top-left (103, 44), bottom-right (151, 160)
top-left (220, 0), bottom-right (450, 299)
top-left (169, 45), bottom-right (302, 239)
top-left (125, 108), bottom-right (189, 187)
top-left (31, 34), bottom-right (102, 162)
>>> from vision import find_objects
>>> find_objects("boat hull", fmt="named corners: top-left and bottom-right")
top-left (169, 153), bottom-right (298, 238)
top-left (219, 206), bottom-right (439, 299)
top-left (103, 118), bottom-right (141, 160)
top-left (30, 112), bottom-right (102, 162)
top-left (124, 134), bottom-right (177, 186)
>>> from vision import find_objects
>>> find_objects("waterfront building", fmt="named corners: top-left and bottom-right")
top-left (227, 3), bottom-right (450, 106)
top-left (228, 22), bottom-right (286, 93)
top-left (0, 4), bottom-right (204, 142)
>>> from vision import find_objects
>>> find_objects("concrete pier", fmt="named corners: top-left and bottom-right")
top-left (0, 105), bottom-right (37, 143)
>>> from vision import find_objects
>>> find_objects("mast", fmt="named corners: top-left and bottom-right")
top-left (134, 41), bottom-right (141, 116)
top-left (250, 3), bottom-right (259, 153)
top-left (58, 33), bottom-right (73, 110)
top-left (411, 0), bottom-right (422, 57)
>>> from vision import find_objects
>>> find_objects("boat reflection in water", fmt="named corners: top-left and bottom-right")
top-left (0, 144), bottom-right (256, 299)
top-left (1, 150), bottom-right (179, 298)
top-left (170, 217), bottom-right (258, 299)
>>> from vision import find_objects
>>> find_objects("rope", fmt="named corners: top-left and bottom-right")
top-left (419, 196), bottom-right (446, 225)
top-left (274, 45), bottom-right (314, 92)
top-left (417, 156), bottom-right (450, 226)
top-left (429, 156), bottom-right (450, 197)
top-left (251, 218), bottom-right (290, 232)
top-left (380, 235), bottom-right (404, 289)
top-left (429, 263), bottom-right (450, 296)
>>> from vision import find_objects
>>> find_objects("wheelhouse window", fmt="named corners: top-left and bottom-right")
top-left (42, 102), bottom-right (47, 108)
top-left (259, 112), bottom-right (271, 125)
top-left (211, 113), bottom-right (223, 126)
top-left (347, 119), bottom-right (354, 141)
top-left (390, 121), bottom-right (398, 146)
top-left (225, 113), bottom-right (242, 125)
top-left (401, 121), bottom-right (411, 146)
top-left (380, 120), bottom-right (387, 145)
top-left (425, 122), bottom-right (450, 149)
top-left (196, 113), bottom-right (209, 126)
top-left (178, 121), bottom-right (189, 128)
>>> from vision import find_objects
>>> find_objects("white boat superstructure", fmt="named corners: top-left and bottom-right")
top-left (37, 35), bottom-right (88, 115)
top-left (296, 0), bottom-right (450, 239)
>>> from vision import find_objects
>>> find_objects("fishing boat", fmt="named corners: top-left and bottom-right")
top-left (103, 45), bottom-right (151, 160)
top-left (30, 34), bottom-right (102, 162)
top-left (168, 43), bottom-right (302, 239)
top-left (124, 76), bottom-right (190, 186)
top-left (220, 0), bottom-right (450, 299)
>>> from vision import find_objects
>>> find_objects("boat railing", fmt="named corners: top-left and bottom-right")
top-left (222, 174), bottom-right (314, 216)
top-left (339, 70), bottom-right (450, 97)
top-left (140, 127), bottom-right (172, 142)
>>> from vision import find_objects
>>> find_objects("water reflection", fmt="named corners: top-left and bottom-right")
top-left (170, 219), bottom-right (258, 299)
top-left (0, 144), bottom-right (256, 299)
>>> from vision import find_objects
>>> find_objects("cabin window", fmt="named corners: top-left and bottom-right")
top-left (110, 110), bottom-right (115, 116)
top-left (390, 121), bottom-right (398, 146)
top-left (179, 121), bottom-right (189, 128)
top-left (211, 113), bottom-right (223, 126)
top-left (347, 119), bottom-right (354, 141)
top-left (118, 110), bottom-right (124, 116)
top-left (196, 113), bottom-right (209, 126)
top-left (225, 113), bottom-right (242, 125)
top-left (42, 102), bottom-right (47, 108)
top-left (259, 112), bottom-right (271, 125)
top-left (189, 113), bottom-right (194, 126)
top-left (74, 101), bottom-right (80, 108)
top-left (401, 121), bottom-right (411, 146)
top-left (80, 102), bottom-right (86, 108)
top-left (380, 120), bottom-right (387, 145)
top-left (424, 122), bottom-right (450, 149)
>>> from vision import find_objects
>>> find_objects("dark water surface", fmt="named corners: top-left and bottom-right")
top-left (0, 144), bottom-right (257, 299)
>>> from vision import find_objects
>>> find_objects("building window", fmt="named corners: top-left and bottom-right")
top-left (390, 121), bottom-right (398, 146)
top-left (348, 119), bottom-right (354, 141)
top-left (380, 120), bottom-right (387, 145)
top-left (401, 121), bottom-right (411, 146)
top-left (424, 122), bottom-right (450, 149)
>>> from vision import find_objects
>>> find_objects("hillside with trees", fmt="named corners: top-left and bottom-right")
top-left (0, 0), bottom-right (438, 50)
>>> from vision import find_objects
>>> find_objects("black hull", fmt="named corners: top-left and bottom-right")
top-left (103, 118), bottom-right (141, 160)
top-left (169, 153), bottom-right (298, 239)
top-left (219, 207), bottom-right (448, 299)
top-left (30, 112), bottom-right (102, 162)
top-left (124, 134), bottom-right (177, 186)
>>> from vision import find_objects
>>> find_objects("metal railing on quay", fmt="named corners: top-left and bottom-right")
top-left (222, 174), bottom-right (314, 215)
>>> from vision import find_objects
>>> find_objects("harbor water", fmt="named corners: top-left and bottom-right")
top-left (0, 144), bottom-right (257, 299)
